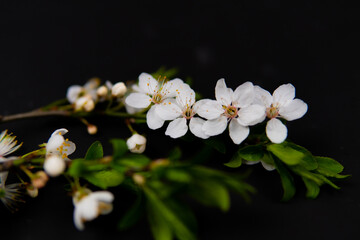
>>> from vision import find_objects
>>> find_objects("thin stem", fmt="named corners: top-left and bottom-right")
top-left (0, 109), bottom-right (71, 123)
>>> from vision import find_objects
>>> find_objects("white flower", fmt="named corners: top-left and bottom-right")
top-left (0, 171), bottom-right (24, 211)
top-left (111, 82), bottom-right (127, 98)
top-left (127, 133), bottom-right (147, 153)
top-left (254, 84), bottom-right (308, 143)
top-left (44, 128), bottom-right (76, 177)
top-left (156, 83), bottom-right (209, 139)
top-left (197, 79), bottom-right (266, 144)
top-left (0, 130), bottom-right (22, 162)
top-left (125, 73), bottom-right (183, 129)
top-left (73, 189), bottom-right (114, 231)
top-left (74, 95), bottom-right (95, 112)
top-left (67, 78), bottom-right (100, 104)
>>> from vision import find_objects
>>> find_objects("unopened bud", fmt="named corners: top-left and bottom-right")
top-left (44, 155), bottom-right (66, 177)
top-left (97, 85), bottom-right (108, 98)
top-left (32, 171), bottom-right (49, 189)
top-left (87, 124), bottom-right (98, 135)
top-left (126, 134), bottom-right (146, 153)
top-left (75, 95), bottom-right (95, 112)
top-left (132, 173), bottom-right (146, 186)
top-left (111, 82), bottom-right (127, 98)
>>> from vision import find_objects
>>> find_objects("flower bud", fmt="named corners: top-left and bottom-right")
top-left (87, 124), bottom-right (98, 135)
top-left (126, 134), bottom-right (146, 153)
top-left (32, 171), bottom-right (49, 189)
top-left (26, 184), bottom-right (39, 198)
top-left (96, 85), bottom-right (108, 98)
top-left (111, 82), bottom-right (127, 98)
top-left (132, 173), bottom-right (146, 186)
top-left (44, 155), bottom-right (66, 177)
top-left (75, 95), bottom-right (95, 112)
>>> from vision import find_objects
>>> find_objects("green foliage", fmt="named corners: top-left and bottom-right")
top-left (84, 169), bottom-right (124, 189)
top-left (110, 139), bottom-right (128, 160)
top-left (204, 137), bottom-right (226, 154)
top-left (85, 141), bottom-right (104, 160)
top-left (273, 157), bottom-right (296, 201)
top-left (118, 193), bottom-right (144, 231)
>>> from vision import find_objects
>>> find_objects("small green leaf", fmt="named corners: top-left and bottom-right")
top-left (273, 157), bottom-right (296, 201)
top-left (67, 159), bottom-right (86, 177)
top-left (224, 155), bottom-right (242, 168)
top-left (286, 142), bottom-right (318, 170)
top-left (85, 169), bottom-right (124, 189)
top-left (85, 141), bottom-right (104, 160)
top-left (267, 143), bottom-right (304, 165)
top-left (204, 138), bottom-right (226, 154)
top-left (115, 153), bottom-right (151, 169)
top-left (118, 194), bottom-right (144, 231)
top-left (110, 139), bottom-right (128, 160)
top-left (168, 147), bottom-right (182, 162)
top-left (302, 177), bottom-right (320, 199)
top-left (237, 144), bottom-right (264, 161)
top-left (316, 157), bottom-right (344, 174)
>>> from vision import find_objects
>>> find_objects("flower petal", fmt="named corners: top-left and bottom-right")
top-left (266, 118), bottom-right (288, 143)
top-left (46, 134), bottom-right (64, 153)
top-left (162, 78), bottom-right (185, 98)
top-left (195, 99), bottom-right (223, 120)
top-left (146, 106), bottom-right (165, 130)
top-left (254, 85), bottom-right (273, 107)
top-left (89, 191), bottom-right (114, 203)
top-left (229, 119), bottom-right (250, 144)
top-left (156, 98), bottom-right (182, 120)
top-left (237, 104), bottom-right (266, 126)
top-left (279, 99), bottom-right (308, 121)
top-left (189, 117), bottom-right (209, 139)
top-left (125, 93), bottom-right (152, 109)
top-left (215, 78), bottom-right (233, 106)
top-left (202, 116), bottom-right (228, 136)
top-left (138, 72), bottom-right (158, 94)
top-left (78, 196), bottom-right (99, 221)
top-left (67, 85), bottom-right (83, 103)
top-left (243, 160), bottom-right (260, 165)
top-left (232, 81), bottom-right (254, 108)
top-left (51, 128), bottom-right (69, 137)
top-left (273, 83), bottom-right (295, 105)
top-left (261, 161), bottom-right (276, 171)
top-left (64, 140), bottom-right (76, 156)
top-left (74, 207), bottom-right (85, 230)
top-left (177, 84), bottom-right (196, 107)
top-left (165, 118), bottom-right (188, 138)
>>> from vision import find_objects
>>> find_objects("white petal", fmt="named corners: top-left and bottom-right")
top-left (232, 81), bottom-right (254, 108)
top-left (273, 83), bottom-right (295, 105)
top-left (165, 118), bottom-right (188, 138)
top-left (125, 93), bottom-right (152, 109)
top-left (261, 161), bottom-right (276, 171)
top-left (138, 72), bottom-right (158, 94)
top-left (243, 160), bottom-right (260, 165)
top-left (162, 78), bottom-right (184, 98)
top-left (279, 99), bottom-right (308, 121)
top-left (67, 85), bottom-right (83, 103)
top-left (84, 78), bottom-right (100, 91)
top-left (237, 104), bottom-right (266, 126)
top-left (74, 207), bottom-right (85, 231)
top-left (189, 117), bottom-right (209, 139)
top-left (146, 106), bottom-right (165, 130)
top-left (46, 134), bottom-right (64, 153)
top-left (64, 140), bottom-right (76, 156)
top-left (266, 118), bottom-right (288, 143)
top-left (51, 128), bottom-right (69, 137)
top-left (254, 85), bottom-right (273, 107)
top-left (156, 99), bottom-right (182, 120)
top-left (215, 78), bottom-right (233, 106)
top-left (202, 116), bottom-right (228, 136)
top-left (44, 155), bottom-right (66, 177)
top-left (177, 84), bottom-right (196, 107)
top-left (78, 197), bottom-right (99, 221)
top-left (0, 171), bottom-right (9, 188)
top-left (195, 99), bottom-right (223, 120)
top-left (229, 119), bottom-right (250, 144)
top-left (89, 191), bottom-right (114, 203)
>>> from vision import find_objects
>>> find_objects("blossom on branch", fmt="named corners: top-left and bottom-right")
top-left (127, 133), bottom-right (147, 153)
top-left (0, 130), bottom-right (22, 163)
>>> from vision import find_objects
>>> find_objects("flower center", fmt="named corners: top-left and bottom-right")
top-left (223, 105), bottom-right (238, 119)
top-left (152, 93), bottom-right (163, 104)
top-left (266, 104), bottom-right (279, 118)
top-left (183, 106), bottom-right (194, 120)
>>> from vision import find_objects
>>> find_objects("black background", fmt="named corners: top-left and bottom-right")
top-left (0, 1), bottom-right (359, 239)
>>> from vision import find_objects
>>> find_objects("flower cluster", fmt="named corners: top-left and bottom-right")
top-left (125, 73), bottom-right (308, 145)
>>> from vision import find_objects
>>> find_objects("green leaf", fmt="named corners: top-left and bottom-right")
top-left (115, 153), bottom-right (151, 169)
top-left (118, 194), bottom-right (144, 231)
top-left (273, 157), bottom-right (296, 201)
top-left (84, 141), bottom-right (104, 160)
top-left (144, 187), bottom-right (196, 240)
top-left (67, 159), bottom-right (86, 177)
top-left (165, 169), bottom-right (192, 183)
top-left (237, 144), bottom-right (264, 161)
top-left (302, 177), bottom-right (320, 199)
top-left (204, 138), bottom-right (226, 154)
top-left (110, 139), bottom-right (128, 160)
top-left (267, 143), bottom-right (304, 165)
top-left (224, 155), bottom-right (242, 168)
top-left (85, 169), bottom-right (124, 189)
top-left (316, 157), bottom-right (344, 174)
top-left (147, 201), bottom-right (173, 240)
top-left (286, 142), bottom-right (318, 170)
top-left (189, 180), bottom-right (230, 212)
